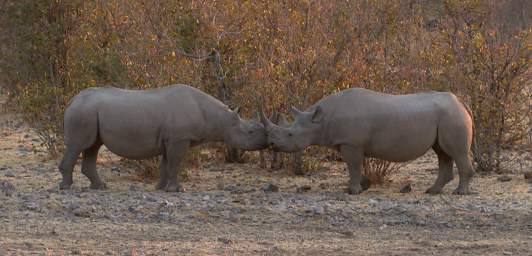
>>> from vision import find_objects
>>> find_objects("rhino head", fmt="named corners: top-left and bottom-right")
top-left (261, 106), bottom-right (324, 152)
top-left (225, 107), bottom-right (268, 151)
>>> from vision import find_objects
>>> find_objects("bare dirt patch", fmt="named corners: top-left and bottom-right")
top-left (1, 97), bottom-right (531, 255)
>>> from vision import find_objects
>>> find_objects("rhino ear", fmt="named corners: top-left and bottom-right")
top-left (311, 106), bottom-right (324, 123)
top-left (230, 108), bottom-right (240, 125)
top-left (269, 109), bottom-right (278, 122)
top-left (290, 106), bottom-right (302, 119)
top-left (277, 114), bottom-right (289, 126)
top-left (232, 106), bottom-right (241, 114)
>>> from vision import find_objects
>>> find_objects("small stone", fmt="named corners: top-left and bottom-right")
top-left (71, 249), bottom-right (82, 255)
top-left (338, 231), bottom-right (353, 237)
top-left (524, 172), bottom-right (532, 180)
top-left (262, 182), bottom-right (279, 192)
top-left (145, 196), bottom-right (158, 202)
top-left (502, 251), bottom-right (513, 255)
top-left (312, 206), bottom-right (325, 215)
top-left (24, 201), bottom-right (39, 211)
top-left (72, 206), bottom-right (92, 218)
top-left (296, 185), bottom-right (312, 193)
top-left (368, 199), bottom-right (379, 205)
top-left (399, 183), bottom-right (412, 193)
top-left (111, 166), bottom-right (120, 173)
top-left (210, 166), bottom-right (224, 172)
top-left (4, 172), bottom-right (15, 177)
top-left (319, 183), bottom-right (327, 189)
top-left (497, 175), bottom-right (512, 182)
top-left (0, 180), bottom-right (15, 196)
top-left (157, 212), bottom-right (170, 221)
top-left (217, 237), bottom-right (232, 244)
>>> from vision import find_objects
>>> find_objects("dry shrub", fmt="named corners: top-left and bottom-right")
top-left (363, 158), bottom-right (402, 185)
top-left (130, 147), bottom-right (204, 182)
top-left (1, 0), bottom-right (529, 175)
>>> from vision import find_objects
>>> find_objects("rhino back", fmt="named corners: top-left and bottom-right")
top-left (313, 88), bottom-right (451, 161)
top-left (66, 85), bottom-right (224, 158)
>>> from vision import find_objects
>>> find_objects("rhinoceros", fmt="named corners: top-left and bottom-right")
top-left (59, 84), bottom-right (267, 192)
top-left (261, 88), bottom-right (474, 195)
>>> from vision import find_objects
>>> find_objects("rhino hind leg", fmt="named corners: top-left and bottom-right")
top-left (436, 118), bottom-right (475, 195)
top-left (58, 148), bottom-right (83, 189)
top-left (426, 144), bottom-right (454, 194)
top-left (81, 143), bottom-right (106, 190)
top-left (452, 156), bottom-right (475, 195)
top-left (164, 140), bottom-right (190, 192)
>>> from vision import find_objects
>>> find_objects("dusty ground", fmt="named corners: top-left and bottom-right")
top-left (1, 96), bottom-right (531, 255)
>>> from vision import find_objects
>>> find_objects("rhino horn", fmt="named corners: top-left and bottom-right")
top-left (260, 110), bottom-right (274, 130)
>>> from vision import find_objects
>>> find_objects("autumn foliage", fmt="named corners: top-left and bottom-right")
top-left (0, 0), bottom-right (530, 174)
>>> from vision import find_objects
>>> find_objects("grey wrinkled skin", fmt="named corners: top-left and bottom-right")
top-left (58, 84), bottom-right (267, 192)
top-left (262, 88), bottom-right (474, 195)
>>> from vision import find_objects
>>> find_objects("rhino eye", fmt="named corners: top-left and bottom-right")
top-left (248, 130), bottom-right (254, 134)
top-left (288, 133), bottom-right (293, 137)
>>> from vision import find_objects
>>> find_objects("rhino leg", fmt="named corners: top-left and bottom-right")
top-left (340, 145), bottom-right (364, 195)
top-left (81, 144), bottom-right (106, 190)
top-left (426, 145), bottom-right (454, 194)
top-left (452, 156), bottom-right (474, 195)
top-left (58, 148), bottom-right (82, 190)
top-left (155, 157), bottom-right (168, 190)
top-left (436, 111), bottom-right (474, 195)
top-left (165, 140), bottom-right (190, 192)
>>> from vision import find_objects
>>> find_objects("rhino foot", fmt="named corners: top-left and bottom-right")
top-left (347, 185), bottom-right (363, 195)
top-left (165, 184), bottom-right (185, 193)
top-left (425, 187), bottom-right (443, 194)
top-left (59, 182), bottom-right (72, 190)
top-left (155, 182), bottom-right (167, 191)
top-left (452, 188), bottom-right (477, 195)
top-left (89, 182), bottom-right (107, 190)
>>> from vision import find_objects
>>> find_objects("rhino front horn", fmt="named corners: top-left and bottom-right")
top-left (260, 110), bottom-right (274, 130)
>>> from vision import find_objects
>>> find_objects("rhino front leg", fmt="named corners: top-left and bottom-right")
top-left (340, 145), bottom-right (365, 195)
top-left (426, 146), bottom-right (454, 194)
top-left (165, 140), bottom-right (190, 192)
top-left (155, 156), bottom-right (168, 190)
